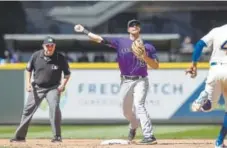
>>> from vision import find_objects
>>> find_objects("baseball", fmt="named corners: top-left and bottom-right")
top-left (74, 24), bottom-right (84, 32)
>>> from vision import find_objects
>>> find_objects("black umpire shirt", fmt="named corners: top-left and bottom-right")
top-left (26, 50), bottom-right (71, 88)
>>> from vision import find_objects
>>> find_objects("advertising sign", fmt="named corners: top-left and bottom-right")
top-left (24, 69), bottom-right (223, 123)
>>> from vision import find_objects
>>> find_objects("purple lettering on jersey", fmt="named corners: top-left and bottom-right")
top-left (103, 37), bottom-right (158, 76)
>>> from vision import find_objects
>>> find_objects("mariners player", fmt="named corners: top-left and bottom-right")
top-left (74, 19), bottom-right (159, 144)
top-left (186, 24), bottom-right (227, 148)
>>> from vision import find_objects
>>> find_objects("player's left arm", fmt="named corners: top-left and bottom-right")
top-left (186, 28), bottom-right (217, 78)
top-left (142, 44), bottom-right (159, 69)
top-left (192, 28), bottom-right (217, 65)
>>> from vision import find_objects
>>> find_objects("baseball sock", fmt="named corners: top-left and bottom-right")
top-left (216, 112), bottom-right (227, 145)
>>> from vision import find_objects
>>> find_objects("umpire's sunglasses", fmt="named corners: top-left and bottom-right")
top-left (44, 43), bottom-right (55, 48)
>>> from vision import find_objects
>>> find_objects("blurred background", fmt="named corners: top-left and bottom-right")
top-left (1, 1), bottom-right (226, 64)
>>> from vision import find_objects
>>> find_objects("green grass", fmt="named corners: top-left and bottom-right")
top-left (157, 126), bottom-right (220, 139)
top-left (0, 125), bottom-right (221, 139)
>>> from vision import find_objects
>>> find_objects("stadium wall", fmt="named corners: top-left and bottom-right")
top-left (0, 63), bottom-right (224, 124)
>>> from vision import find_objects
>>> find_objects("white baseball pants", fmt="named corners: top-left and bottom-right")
top-left (197, 64), bottom-right (227, 111)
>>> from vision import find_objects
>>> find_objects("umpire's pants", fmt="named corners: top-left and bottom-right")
top-left (14, 83), bottom-right (61, 138)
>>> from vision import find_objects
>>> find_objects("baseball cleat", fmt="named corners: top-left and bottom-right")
top-left (128, 129), bottom-right (136, 141)
top-left (215, 143), bottom-right (225, 148)
top-left (10, 137), bottom-right (26, 142)
top-left (191, 91), bottom-right (212, 112)
top-left (191, 99), bottom-right (212, 112)
top-left (138, 136), bottom-right (157, 145)
top-left (51, 135), bottom-right (62, 142)
top-left (191, 101), bottom-right (203, 112)
top-left (215, 140), bottom-right (225, 148)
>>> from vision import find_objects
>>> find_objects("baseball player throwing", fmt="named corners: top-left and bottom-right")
top-left (74, 19), bottom-right (159, 144)
top-left (186, 24), bottom-right (227, 148)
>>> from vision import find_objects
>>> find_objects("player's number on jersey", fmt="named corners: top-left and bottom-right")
top-left (139, 60), bottom-right (146, 67)
top-left (221, 41), bottom-right (227, 54)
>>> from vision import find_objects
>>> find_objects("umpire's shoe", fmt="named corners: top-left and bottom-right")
top-left (128, 129), bottom-right (136, 141)
top-left (10, 137), bottom-right (25, 142)
top-left (139, 136), bottom-right (157, 145)
top-left (51, 135), bottom-right (62, 142)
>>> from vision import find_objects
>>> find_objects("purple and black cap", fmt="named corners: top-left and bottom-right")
top-left (127, 19), bottom-right (141, 28)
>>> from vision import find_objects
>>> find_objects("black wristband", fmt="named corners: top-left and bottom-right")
top-left (83, 29), bottom-right (90, 35)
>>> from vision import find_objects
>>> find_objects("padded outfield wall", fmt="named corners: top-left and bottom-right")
top-left (0, 62), bottom-right (223, 124)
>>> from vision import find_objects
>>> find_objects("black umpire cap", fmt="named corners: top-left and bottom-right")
top-left (127, 19), bottom-right (141, 28)
top-left (43, 36), bottom-right (56, 45)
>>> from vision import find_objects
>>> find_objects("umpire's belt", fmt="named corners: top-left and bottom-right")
top-left (210, 62), bottom-right (227, 66)
top-left (121, 75), bottom-right (146, 80)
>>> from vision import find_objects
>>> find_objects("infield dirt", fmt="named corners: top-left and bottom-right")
top-left (0, 139), bottom-right (217, 148)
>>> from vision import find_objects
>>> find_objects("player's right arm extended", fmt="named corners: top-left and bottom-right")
top-left (74, 25), bottom-right (103, 43)
top-left (74, 24), bottom-right (115, 45)
top-left (84, 30), bottom-right (116, 47)
top-left (87, 32), bottom-right (104, 43)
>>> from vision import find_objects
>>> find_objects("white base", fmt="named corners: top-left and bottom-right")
top-left (100, 139), bottom-right (131, 145)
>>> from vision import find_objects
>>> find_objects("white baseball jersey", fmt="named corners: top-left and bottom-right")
top-left (201, 24), bottom-right (227, 63)
top-left (193, 24), bottom-right (227, 113)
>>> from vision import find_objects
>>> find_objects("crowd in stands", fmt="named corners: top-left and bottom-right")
top-left (0, 35), bottom-right (213, 64)
top-left (0, 50), bottom-right (111, 64)
top-left (0, 1), bottom-right (217, 64)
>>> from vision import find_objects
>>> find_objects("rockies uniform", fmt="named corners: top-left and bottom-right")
top-left (10, 36), bottom-right (71, 143)
top-left (189, 24), bottom-right (227, 148)
top-left (74, 19), bottom-right (159, 144)
top-left (103, 36), bottom-right (157, 139)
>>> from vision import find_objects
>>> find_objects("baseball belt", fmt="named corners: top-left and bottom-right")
top-left (210, 62), bottom-right (227, 66)
top-left (121, 75), bottom-right (146, 80)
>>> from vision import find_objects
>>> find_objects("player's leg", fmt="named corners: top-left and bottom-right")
top-left (120, 79), bottom-right (139, 141)
top-left (127, 104), bottom-right (140, 141)
top-left (11, 88), bottom-right (45, 142)
top-left (192, 81), bottom-right (221, 112)
top-left (215, 81), bottom-right (227, 148)
top-left (133, 77), bottom-right (157, 145)
top-left (45, 88), bottom-right (62, 142)
top-left (191, 68), bottom-right (220, 112)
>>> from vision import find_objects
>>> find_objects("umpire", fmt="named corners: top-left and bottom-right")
top-left (10, 36), bottom-right (71, 142)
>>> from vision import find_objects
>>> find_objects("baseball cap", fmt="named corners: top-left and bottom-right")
top-left (127, 19), bottom-right (141, 28)
top-left (43, 36), bottom-right (56, 45)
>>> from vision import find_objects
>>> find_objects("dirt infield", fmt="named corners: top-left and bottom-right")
top-left (0, 139), bottom-right (216, 148)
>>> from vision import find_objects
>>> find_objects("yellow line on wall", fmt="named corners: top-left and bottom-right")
top-left (0, 62), bottom-right (210, 70)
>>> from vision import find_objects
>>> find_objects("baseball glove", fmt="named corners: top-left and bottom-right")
top-left (131, 38), bottom-right (146, 59)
